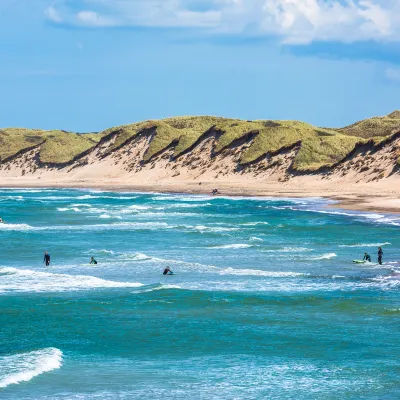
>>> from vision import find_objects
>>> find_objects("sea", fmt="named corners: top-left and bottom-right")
top-left (0, 188), bottom-right (399, 399)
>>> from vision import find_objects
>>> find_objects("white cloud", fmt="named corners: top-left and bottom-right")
top-left (45, 5), bottom-right (62, 23)
top-left (44, 0), bottom-right (400, 44)
top-left (385, 67), bottom-right (400, 82)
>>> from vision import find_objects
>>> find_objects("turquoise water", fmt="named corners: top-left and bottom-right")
top-left (0, 189), bottom-right (399, 399)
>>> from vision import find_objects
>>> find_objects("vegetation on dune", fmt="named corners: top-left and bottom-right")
top-left (339, 112), bottom-right (400, 138)
top-left (39, 132), bottom-right (102, 164)
top-left (1, 111), bottom-right (399, 170)
top-left (0, 128), bottom-right (105, 164)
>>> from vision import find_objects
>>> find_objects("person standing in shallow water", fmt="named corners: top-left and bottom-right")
top-left (43, 251), bottom-right (51, 267)
top-left (378, 247), bottom-right (383, 265)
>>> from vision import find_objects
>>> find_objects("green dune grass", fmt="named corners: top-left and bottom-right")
top-left (1, 111), bottom-right (399, 171)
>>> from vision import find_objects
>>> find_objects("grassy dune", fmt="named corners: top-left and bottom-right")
top-left (1, 111), bottom-right (399, 171)
top-left (0, 128), bottom-right (103, 164)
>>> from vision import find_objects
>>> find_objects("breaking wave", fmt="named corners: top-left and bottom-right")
top-left (0, 348), bottom-right (63, 388)
top-left (0, 267), bottom-right (143, 293)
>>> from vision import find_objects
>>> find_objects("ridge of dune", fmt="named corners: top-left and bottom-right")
top-left (0, 113), bottom-right (399, 213)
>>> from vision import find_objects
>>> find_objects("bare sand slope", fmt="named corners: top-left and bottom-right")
top-left (1, 127), bottom-right (399, 213)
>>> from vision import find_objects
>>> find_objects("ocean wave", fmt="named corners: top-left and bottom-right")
top-left (219, 267), bottom-right (307, 278)
top-left (339, 242), bottom-right (391, 248)
top-left (250, 237), bottom-right (263, 242)
top-left (0, 348), bottom-right (62, 388)
top-left (0, 223), bottom-right (33, 231)
top-left (209, 244), bottom-right (253, 249)
top-left (0, 267), bottom-right (143, 293)
top-left (262, 247), bottom-right (313, 253)
top-left (151, 195), bottom-right (212, 202)
top-left (308, 253), bottom-right (337, 260)
top-left (87, 249), bottom-right (115, 255)
top-left (191, 225), bottom-right (240, 233)
top-left (241, 222), bottom-right (269, 226)
top-left (131, 283), bottom-right (182, 294)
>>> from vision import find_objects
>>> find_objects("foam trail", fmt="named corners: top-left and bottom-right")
top-left (0, 223), bottom-right (32, 231)
top-left (220, 267), bottom-right (307, 278)
top-left (309, 253), bottom-right (337, 260)
top-left (0, 267), bottom-right (143, 293)
top-left (0, 348), bottom-right (63, 388)
top-left (339, 242), bottom-right (391, 248)
top-left (210, 244), bottom-right (253, 249)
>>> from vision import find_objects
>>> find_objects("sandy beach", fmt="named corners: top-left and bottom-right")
top-left (1, 175), bottom-right (399, 214)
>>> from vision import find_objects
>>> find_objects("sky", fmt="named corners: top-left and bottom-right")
top-left (0, 0), bottom-right (399, 132)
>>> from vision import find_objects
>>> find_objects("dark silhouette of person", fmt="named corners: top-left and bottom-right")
top-left (363, 252), bottom-right (371, 262)
top-left (163, 267), bottom-right (173, 275)
top-left (378, 247), bottom-right (383, 265)
top-left (43, 251), bottom-right (51, 266)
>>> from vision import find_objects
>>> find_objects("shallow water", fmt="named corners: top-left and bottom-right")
top-left (0, 189), bottom-right (399, 399)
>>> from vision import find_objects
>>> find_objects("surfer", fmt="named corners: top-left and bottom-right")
top-left (43, 251), bottom-right (51, 267)
top-left (163, 267), bottom-right (173, 275)
top-left (363, 252), bottom-right (371, 263)
top-left (378, 247), bottom-right (383, 265)
top-left (0, 217), bottom-right (5, 224)
top-left (90, 257), bottom-right (98, 265)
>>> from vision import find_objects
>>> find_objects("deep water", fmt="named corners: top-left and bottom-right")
top-left (0, 189), bottom-right (399, 399)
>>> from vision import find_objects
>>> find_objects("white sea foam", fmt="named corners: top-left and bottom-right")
top-left (0, 267), bottom-right (143, 293)
top-left (250, 237), bottom-right (263, 242)
top-left (0, 348), bottom-right (63, 388)
top-left (210, 244), bottom-right (253, 249)
top-left (0, 223), bottom-right (33, 231)
top-left (192, 225), bottom-right (239, 233)
top-left (309, 253), bottom-right (337, 260)
top-left (262, 247), bottom-right (313, 253)
top-left (241, 222), bottom-right (269, 226)
top-left (220, 267), bottom-right (306, 278)
top-left (99, 214), bottom-right (112, 219)
top-left (339, 242), bottom-right (391, 248)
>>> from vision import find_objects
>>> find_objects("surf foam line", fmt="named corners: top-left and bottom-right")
top-left (0, 348), bottom-right (63, 389)
top-left (339, 242), bottom-right (391, 248)
top-left (0, 267), bottom-right (143, 293)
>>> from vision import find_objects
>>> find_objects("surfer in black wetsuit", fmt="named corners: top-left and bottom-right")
top-left (90, 257), bottom-right (98, 265)
top-left (43, 251), bottom-right (51, 266)
top-left (378, 247), bottom-right (383, 265)
top-left (163, 267), bottom-right (173, 275)
top-left (363, 252), bottom-right (371, 262)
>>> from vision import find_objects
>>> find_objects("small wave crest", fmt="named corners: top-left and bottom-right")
top-left (309, 253), bottom-right (337, 260)
top-left (0, 348), bottom-right (62, 388)
top-left (0, 267), bottom-right (143, 293)
top-left (0, 223), bottom-right (32, 231)
top-left (220, 267), bottom-right (307, 278)
top-left (209, 244), bottom-right (253, 249)
top-left (339, 242), bottom-right (391, 248)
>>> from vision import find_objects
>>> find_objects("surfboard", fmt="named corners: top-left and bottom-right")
top-left (353, 260), bottom-right (366, 264)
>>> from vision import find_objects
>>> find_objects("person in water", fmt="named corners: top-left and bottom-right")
top-left (163, 267), bottom-right (173, 275)
top-left (43, 251), bottom-right (51, 266)
top-left (90, 257), bottom-right (98, 265)
top-left (378, 247), bottom-right (383, 265)
top-left (0, 217), bottom-right (5, 224)
top-left (363, 252), bottom-right (372, 262)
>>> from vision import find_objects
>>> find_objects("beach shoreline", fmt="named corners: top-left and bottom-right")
top-left (1, 178), bottom-right (399, 214)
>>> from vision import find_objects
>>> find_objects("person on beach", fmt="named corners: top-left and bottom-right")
top-left (363, 252), bottom-right (371, 263)
top-left (163, 267), bottom-right (173, 275)
top-left (212, 189), bottom-right (219, 195)
top-left (43, 251), bottom-right (51, 267)
top-left (378, 247), bottom-right (383, 265)
top-left (90, 257), bottom-right (98, 265)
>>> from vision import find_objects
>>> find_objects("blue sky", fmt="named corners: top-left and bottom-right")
top-left (0, 0), bottom-right (399, 132)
